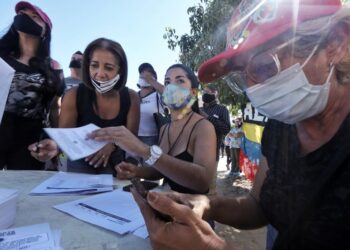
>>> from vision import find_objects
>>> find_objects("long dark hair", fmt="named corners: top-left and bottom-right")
top-left (0, 20), bottom-right (51, 63)
top-left (166, 63), bottom-right (200, 114)
top-left (82, 38), bottom-right (128, 90)
top-left (0, 20), bottom-right (63, 108)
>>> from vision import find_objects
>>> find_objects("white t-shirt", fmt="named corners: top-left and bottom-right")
top-left (138, 91), bottom-right (163, 136)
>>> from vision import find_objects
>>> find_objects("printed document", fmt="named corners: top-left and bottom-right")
top-left (30, 172), bottom-right (114, 195)
top-left (0, 58), bottom-right (15, 124)
top-left (44, 123), bottom-right (108, 160)
top-left (54, 189), bottom-right (145, 235)
top-left (0, 223), bottom-right (59, 250)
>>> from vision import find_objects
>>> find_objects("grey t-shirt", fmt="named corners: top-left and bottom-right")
top-left (64, 76), bottom-right (82, 92)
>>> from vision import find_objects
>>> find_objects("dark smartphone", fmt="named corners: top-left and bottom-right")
top-left (130, 178), bottom-right (172, 222)
top-left (123, 180), bottom-right (158, 192)
top-left (124, 156), bottom-right (139, 165)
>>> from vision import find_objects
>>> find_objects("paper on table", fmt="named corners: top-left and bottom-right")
top-left (54, 189), bottom-right (145, 235)
top-left (44, 123), bottom-right (108, 161)
top-left (0, 58), bottom-right (15, 125)
top-left (0, 223), bottom-right (59, 250)
top-left (0, 189), bottom-right (18, 229)
top-left (133, 225), bottom-right (149, 239)
top-left (30, 172), bottom-right (114, 195)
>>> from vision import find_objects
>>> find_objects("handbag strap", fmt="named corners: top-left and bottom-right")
top-left (156, 92), bottom-right (160, 113)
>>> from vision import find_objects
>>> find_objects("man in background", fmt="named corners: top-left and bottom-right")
top-left (64, 51), bottom-right (83, 91)
top-left (200, 84), bottom-right (230, 193)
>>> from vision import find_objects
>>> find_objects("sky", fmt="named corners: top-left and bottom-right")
top-left (0, 0), bottom-right (199, 90)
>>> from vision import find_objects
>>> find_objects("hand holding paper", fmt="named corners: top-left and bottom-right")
top-left (44, 123), bottom-right (108, 161)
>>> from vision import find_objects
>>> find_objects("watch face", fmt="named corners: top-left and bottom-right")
top-left (152, 146), bottom-right (162, 155)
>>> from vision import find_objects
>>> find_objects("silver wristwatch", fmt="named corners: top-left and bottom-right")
top-left (145, 145), bottom-right (163, 165)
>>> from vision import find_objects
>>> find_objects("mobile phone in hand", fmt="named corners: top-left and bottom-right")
top-left (130, 178), bottom-right (172, 222)
top-left (130, 178), bottom-right (148, 198)
top-left (124, 156), bottom-right (139, 165)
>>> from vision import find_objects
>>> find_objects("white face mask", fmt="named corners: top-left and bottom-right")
top-left (245, 63), bottom-right (334, 124)
top-left (90, 74), bottom-right (120, 94)
top-left (137, 78), bottom-right (151, 88)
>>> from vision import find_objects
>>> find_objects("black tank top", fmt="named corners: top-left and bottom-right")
top-left (76, 84), bottom-right (130, 127)
top-left (159, 118), bottom-right (208, 194)
top-left (67, 84), bottom-right (131, 174)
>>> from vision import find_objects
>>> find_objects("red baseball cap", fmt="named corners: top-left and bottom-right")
top-left (15, 1), bottom-right (52, 30)
top-left (198, 0), bottom-right (342, 83)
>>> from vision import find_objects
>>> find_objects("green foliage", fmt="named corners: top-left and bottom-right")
top-left (163, 0), bottom-right (246, 109)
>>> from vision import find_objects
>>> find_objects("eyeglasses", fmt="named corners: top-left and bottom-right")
top-left (223, 48), bottom-right (281, 92)
top-left (223, 39), bottom-right (319, 93)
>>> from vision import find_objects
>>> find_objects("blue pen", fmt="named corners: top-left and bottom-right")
top-left (0, 238), bottom-right (4, 242)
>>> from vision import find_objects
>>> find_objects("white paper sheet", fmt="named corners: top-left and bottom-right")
top-left (0, 58), bottom-right (15, 125)
top-left (0, 223), bottom-right (58, 250)
top-left (54, 189), bottom-right (145, 235)
top-left (133, 225), bottom-right (149, 239)
top-left (30, 172), bottom-right (114, 195)
top-left (44, 123), bottom-right (108, 161)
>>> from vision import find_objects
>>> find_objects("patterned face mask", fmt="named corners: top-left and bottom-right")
top-left (161, 83), bottom-right (193, 110)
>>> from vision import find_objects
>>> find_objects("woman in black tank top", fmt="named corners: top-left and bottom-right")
top-left (28, 38), bottom-right (140, 174)
top-left (88, 64), bottom-right (217, 194)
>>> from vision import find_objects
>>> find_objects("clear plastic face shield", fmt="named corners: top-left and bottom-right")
top-left (219, 0), bottom-right (339, 95)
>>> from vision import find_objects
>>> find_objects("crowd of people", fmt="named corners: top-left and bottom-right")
top-left (1, 0), bottom-right (350, 249)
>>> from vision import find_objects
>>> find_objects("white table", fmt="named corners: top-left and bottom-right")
top-left (0, 170), bottom-right (151, 250)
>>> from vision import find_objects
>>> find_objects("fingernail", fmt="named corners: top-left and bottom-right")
top-left (148, 192), bottom-right (158, 202)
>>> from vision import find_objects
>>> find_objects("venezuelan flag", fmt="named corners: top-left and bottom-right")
top-left (239, 119), bottom-right (265, 181)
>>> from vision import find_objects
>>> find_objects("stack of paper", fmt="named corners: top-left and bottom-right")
top-left (30, 172), bottom-right (115, 195)
top-left (0, 189), bottom-right (18, 229)
top-left (54, 189), bottom-right (147, 236)
top-left (44, 123), bottom-right (108, 161)
top-left (0, 223), bottom-right (61, 250)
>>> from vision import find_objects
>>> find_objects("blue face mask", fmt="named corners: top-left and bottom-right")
top-left (161, 83), bottom-right (193, 110)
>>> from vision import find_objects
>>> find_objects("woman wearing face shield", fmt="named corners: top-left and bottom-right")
top-left (87, 64), bottom-right (217, 195)
top-left (128, 1), bottom-right (350, 249)
top-left (28, 38), bottom-right (140, 174)
top-left (0, 1), bottom-right (65, 170)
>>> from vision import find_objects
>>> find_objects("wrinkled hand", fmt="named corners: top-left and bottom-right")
top-left (154, 191), bottom-right (211, 219)
top-left (28, 139), bottom-right (59, 162)
top-left (132, 191), bottom-right (235, 250)
top-left (85, 143), bottom-right (115, 168)
top-left (87, 126), bottom-right (149, 159)
top-left (115, 161), bottom-right (139, 179)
